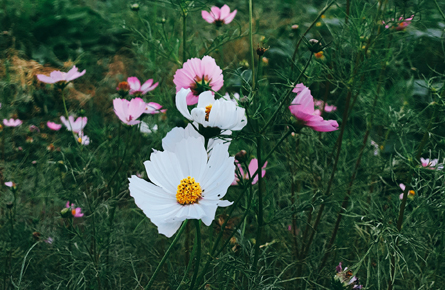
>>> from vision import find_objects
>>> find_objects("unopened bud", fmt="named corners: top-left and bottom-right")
top-left (256, 46), bottom-right (269, 56)
top-left (130, 4), bottom-right (140, 11)
top-left (235, 150), bottom-right (247, 162)
top-left (60, 207), bottom-right (71, 218)
top-left (308, 39), bottom-right (323, 53)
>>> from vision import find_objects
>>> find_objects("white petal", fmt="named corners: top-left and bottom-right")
top-left (144, 151), bottom-right (184, 193)
top-left (174, 137), bottom-right (207, 181)
top-left (191, 108), bottom-right (208, 127)
top-left (176, 88), bottom-right (193, 120)
top-left (150, 219), bottom-right (183, 238)
top-left (196, 91), bottom-right (215, 109)
top-left (162, 124), bottom-right (203, 151)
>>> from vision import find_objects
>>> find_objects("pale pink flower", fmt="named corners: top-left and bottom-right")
top-left (173, 56), bottom-right (224, 105)
top-left (127, 77), bottom-right (158, 95)
top-left (383, 15), bottom-right (414, 31)
top-left (5, 181), bottom-right (16, 188)
top-left (3, 118), bottom-right (22, 127)
top-left (37, 66), bottom-right (86, 84)
top-left (144, 102), bottom-right (163, 114)
top-left (399, 183), bottom-right (415, 200)
top-left (66, 201), bottom-right (84, 218)
top-left (113, 98), bottom-right (146, 125)
top-left (47, 121), bottom-right (62, 131)
top-left (60, 116), bottom-right (87, 133)
top-left (232, 159), bottom-right (267, 185)
top-left (314, 99), bottom-right (337, 112)
top-left (202, 5), bottom-right (237, 26)
top-left (289, 84), bottom-right (339, 132)
top-left (420, 158), bottom-right (443, 170)
top-left (76, 132), bottom-right (90, 146)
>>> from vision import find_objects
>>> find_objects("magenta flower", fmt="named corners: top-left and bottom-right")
top-left (232, 159), bottom-right (267, 185)
top-left (289, 84), bottom-right (339, 132)
top-left (113, 98), bottom-right (146, 125)
top-left (60, 116), bottom-right (87, 133)
top-left (127, 77), bottom-right (158, 95)
top-left (66, 201), bottom-right (84, 218)
top-left (37, 66), bottom-right (86, 84)
top-left (173, 56), bottom-right (224, 105)
top-left (47, 121), bottom-right (62, 131)
top-left (3, 118), bottom-right (22, 127)
top-left (202, 5), bottom-right (237, 26)
top-left (144, 102), bottom-right (163, 114)
top-left (383, 15), bottom-right (414, 31)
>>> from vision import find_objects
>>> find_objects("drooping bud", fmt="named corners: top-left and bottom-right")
top-left (235, 150), bottom-right (247, 163)
top-left (307, 39), bottom-right (323, 53)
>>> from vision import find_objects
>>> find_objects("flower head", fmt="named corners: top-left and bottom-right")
top-left (47, 121), bottom-right (62, 131)
top-left (383, 15), bottom-right (414, 31)
top-left (76, 131), bottom-right (90, 146)
top-left (127, 77), bottom-right (158, 96)
top-left (399, 183), bottom-right (415, 200)
top-left (173, 56), bottom-right (224, 105)
top-left (3, 118), bottom-right (22, 127)
top-left (289, 84), bottom-right (339, 132)
top-left (66, 201), bottom-right (84, 218)
top-left (420, 157), bottom-right (443, 170)
top-left (5, 181), bottom-right (17, 189)
top-left (176, 88), bottom-right (246, 131)
top-left (232, 159), bottom-right (267, 185)
top-left (202, 5), bottom-right (237, 27)
top-left (113, 98), bottom-right (146, 125)
top-left (144, 102), bottom-right (163, 114)
top-left (37, 66), bottom-right (86, 84)
top-left (129, 131), bottom-right (235, 237)
top-left (334, 262), bottom-right (363, 289)
top-left (60, 116), bottom-right (87, 133)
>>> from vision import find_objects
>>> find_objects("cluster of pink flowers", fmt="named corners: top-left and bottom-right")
top-left (314, 99), bottom-right (337, 113)
top-left (383, 15), bottom-right (414, 31)
top-left (289, 84), bottom-right (339, 132)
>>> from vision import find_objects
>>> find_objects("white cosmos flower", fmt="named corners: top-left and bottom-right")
top-left (176, 88), bottom-right (247, 131)
top-left (140, 122), bottom-right (158, 134)
top-left (129, 132), bottom-right (235, 237)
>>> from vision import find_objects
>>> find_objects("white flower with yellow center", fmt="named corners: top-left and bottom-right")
top-left (176, 88), bottom-right (247, 131)
top-left (128, 132), bottom-right (235, 237)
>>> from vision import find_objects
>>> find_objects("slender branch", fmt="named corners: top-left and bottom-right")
top-left (189, 220), bottom-right (202, 290)
top-left (434, 0), bottom-right (445, 21)
top-left (249, 0), bottom-right (255, 89)
top-left (252, 135), bottom-right (263, 270)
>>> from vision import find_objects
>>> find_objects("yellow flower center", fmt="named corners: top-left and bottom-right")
top-left (78, 137), bottom-right (82, 143)
top-left (176, 176), bottom-right (202, 205)
top-left (205, 104), bottom-right (213, 121)
top-left (408, 190), bottom-right (415, 196)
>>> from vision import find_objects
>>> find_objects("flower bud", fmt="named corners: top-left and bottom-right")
top-left (235, 150), bottom-right (247, 163)
top-left (60, 207), bottom-right (72, 218)
top-left (130, 4), bottom-right (139, 11)
top-left (308, 39), bottom-right (323, 53)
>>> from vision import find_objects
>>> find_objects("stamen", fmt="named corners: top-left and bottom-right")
top-left (205, 104), bottom-right (213, 121)
top-left (176, 176), bottom-right (202, 205)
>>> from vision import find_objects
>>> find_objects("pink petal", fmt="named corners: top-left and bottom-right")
top-left (219, 5), bottom-right (231, 20)
top-left (210, 6), bottom-right (221, 20)
top-left (47, 121), bottom-right (62, 131)
top-left (127, 77), bottom-right (141, 91)
top-left (224, 10), bottom-right (237, 24)
top-left (202, 10), bottom-right (215, 23)
top-left (37, 74), bottom-right (57, 84)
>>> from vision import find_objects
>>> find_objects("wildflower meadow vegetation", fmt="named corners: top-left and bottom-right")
top-left (1, 0), bottom-right (445, 289)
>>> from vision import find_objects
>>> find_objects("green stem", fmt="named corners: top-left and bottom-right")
top-left (189, 220), bottom-right (202, 290)
top-left (252, 135), bottom-right (263, 271)
top-left (144, 220), bottom-right (189, 290)
top-left (434, 0), bottom-right (445, 21)
top-left (249, 0), bottom-right (255, 89)
top-left (61, 89), bottom-right (80, 147)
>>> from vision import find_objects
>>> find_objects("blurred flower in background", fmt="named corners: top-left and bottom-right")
top-left (36, 66), bottom-right (86, 84)
top-left (202, 5), bottom-right (237, 27)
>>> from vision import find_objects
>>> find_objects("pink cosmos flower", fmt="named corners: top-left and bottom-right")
top-left (144, 102), bottom-right (163, 114)
top-left (420, 158), bottom-right (443, 170)
top-left (383, 15), bottom-right (414, 31)
top-left (173, 56), bottom-right (224, 105)
top-left (37, 66), bottom-right (86, 84)
top-left (66, 201), bottom-right (84, 218)
top-left (60, 116), bottom-right (87, 133)
top-left (3, 118), bottom-right (22, 127)
top-left (127, 77), bottom-right (158, 95)
top-left (47, 121), bottom-right (62, 131)
top-left (289, 84), bottom-right (339, 132)
top-left (202, 5), bottom-right (237, 26)
top-left (232, 159), bottom-right (267, 185)
top-left (399, 183), bottom-right (415, 200)
top-left (314, 99), bottom-right (337, 113)
top-left (113, 98), bottom-right (146, 125)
